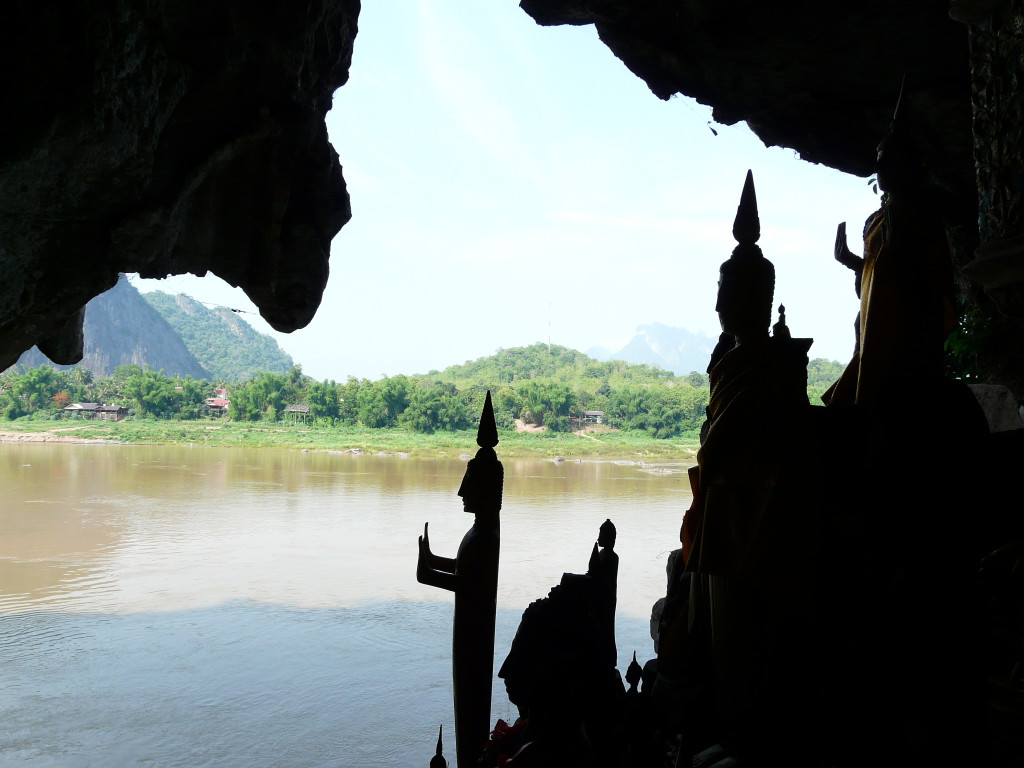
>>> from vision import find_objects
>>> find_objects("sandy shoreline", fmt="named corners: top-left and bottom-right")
top-left (0, 428), bottom-right (122, 444)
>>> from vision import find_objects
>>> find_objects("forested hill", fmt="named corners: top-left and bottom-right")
top-left (14, 276), bottom-right (209, 378)
top-left (421, 343), bottom-right (679, 386)
top-left (419, 343), bottom-right (845, 391)
top-left (389, 343), bottom-right (844, 436)
top-left (143, 292), bottom-right (293, 382)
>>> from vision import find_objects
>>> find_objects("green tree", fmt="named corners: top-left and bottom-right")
top-left (608, 385), bottom-right (688, 438)
top-left (12, 366), bottom-right (59, 411)
top-left (517, 379), bottom-right (577, 432)
top-left (337, 378), bottom-right (362, 425)
top-left (173, 376), bottom-right (212, 420)
top-left (228, 371), bottom-right (290, 421)
top-left (685, 371), bottom-right (709, 388)
top-left (308, 379), bottom-right (340, 423)
top-left (402, 382), bottom-right (471, 433)
top-left (356, 376), bottom-right (409, 428)
top-left (356, 384), bottom-right (390, 428)
top-left (124, 368), bottom-right (177, 417)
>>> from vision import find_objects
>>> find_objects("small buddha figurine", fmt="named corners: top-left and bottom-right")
top-left (773, 305), bottom-right (791, 340)
top-left (417, 391), bottom-right (502, 768)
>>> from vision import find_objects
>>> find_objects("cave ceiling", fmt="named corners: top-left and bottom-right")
top-left (1, 1), bottom-right (978, 370)
top-left (520, 0), bottom-right (974, 195)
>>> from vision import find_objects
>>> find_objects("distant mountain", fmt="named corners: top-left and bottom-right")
top-left (14, 275), bottom-right (210, 378)
top-left (143, 291), bottom-right (293, 381)
top-left (591, 324), bottom-right (718, 375)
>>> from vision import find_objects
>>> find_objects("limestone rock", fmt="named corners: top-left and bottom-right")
top-left (0, 0), bottom-right (359, 369)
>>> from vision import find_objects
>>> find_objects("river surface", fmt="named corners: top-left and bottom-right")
top-left (0, 443), bottom-right (693, 767)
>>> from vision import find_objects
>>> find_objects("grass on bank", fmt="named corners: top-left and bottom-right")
top-left (0, 417), bottom-right (701, 459)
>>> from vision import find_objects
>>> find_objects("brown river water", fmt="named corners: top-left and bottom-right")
top-left (0, 443), bottom-right (693, 767)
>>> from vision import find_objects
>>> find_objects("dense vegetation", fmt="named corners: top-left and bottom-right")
top-left (143, 291), bottom-right (294, 381)
top-left (0, 344), bottom-right (848, 442)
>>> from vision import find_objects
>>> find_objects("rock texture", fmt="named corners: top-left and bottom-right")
top-left (520, 1), bottom-right (973, 192)
top-left (14, 276), bottom-right (210, 379)
top-left (0, 0), bottom-right (359, 370)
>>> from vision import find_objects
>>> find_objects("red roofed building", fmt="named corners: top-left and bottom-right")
top-left (204, 389), bottom-right (230, 417)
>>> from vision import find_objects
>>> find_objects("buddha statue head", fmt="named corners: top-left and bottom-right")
top-left (715, 171), bottom-right (775, 344)
top-left (875, 79), bottom-right (925, 194)
top-left (457, 391), bottom-right (503, 514)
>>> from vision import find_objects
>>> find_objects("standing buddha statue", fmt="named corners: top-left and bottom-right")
top-left (417, 392), bottom-right (503, 768)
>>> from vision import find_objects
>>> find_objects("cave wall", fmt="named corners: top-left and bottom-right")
top-left (0, 0), bottom-right (359, 370)
top-left (958, 1), bottom-right (1024, 395)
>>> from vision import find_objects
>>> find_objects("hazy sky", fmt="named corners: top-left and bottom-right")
top-left (134, 1), bottom-right (881, 382)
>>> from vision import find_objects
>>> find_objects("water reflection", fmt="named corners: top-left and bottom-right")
top-left (0, 443), bottom-right (693, 766)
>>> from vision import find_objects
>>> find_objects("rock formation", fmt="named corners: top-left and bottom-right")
top-left (13, 275), bottom-right (210, 379)
top-left (0, 0), bottom-right (358, 370)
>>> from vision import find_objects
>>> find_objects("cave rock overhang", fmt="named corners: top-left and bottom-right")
top-left (520, 0), bottom-right (974, 193)
top-left (0, 0), bottom-right (360, 370)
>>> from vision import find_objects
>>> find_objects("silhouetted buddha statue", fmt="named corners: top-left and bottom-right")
top-left (496, 573), bottom-right (606, 766)
top-left (672, 172), bottom-right (826, 762)
top-left (417, 391), bottom-right (502, 768)
top-left (686, 171), bottom-right (813, 577)
top-left (587, 518), bottom-right (619, 663)
top-left (822, 98), bottom-right (993, 764)
top-left (823, 100), bottom-right (956, 407)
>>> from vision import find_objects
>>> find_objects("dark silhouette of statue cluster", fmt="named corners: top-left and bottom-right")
top-left (816, 91), bottom-right (994, 766)
top-left (491, 572), bottom-right (611, 767)
top-left (479, 522), bottom-right (632, 766)
top-left (417, 391), bottom-right (502, 768)
top-left (654, 142), bottom-right (999, 767)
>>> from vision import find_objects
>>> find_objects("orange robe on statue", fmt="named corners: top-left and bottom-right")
top-left (824, 196), bottom-right (956, 407)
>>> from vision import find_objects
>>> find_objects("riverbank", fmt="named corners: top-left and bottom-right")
top-left (0, 419), bottom-right (701, 459)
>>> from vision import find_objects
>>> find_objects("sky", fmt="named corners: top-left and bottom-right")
top-left (133, 0), bottom-right (881, 382)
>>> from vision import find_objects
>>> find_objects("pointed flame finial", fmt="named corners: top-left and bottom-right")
top-left (429, 724), bottom-right (447, 768)
top-left (893, 72), bottom-right (907, 123)
top-left (732, 170), bottom-right (760, 245)
top-left (477, 390), bottom-right (498, 449)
